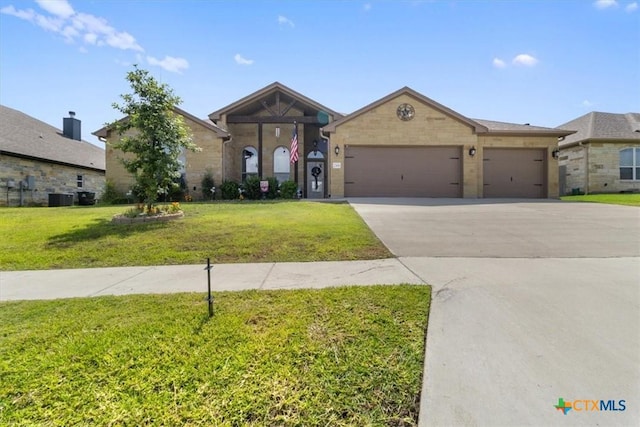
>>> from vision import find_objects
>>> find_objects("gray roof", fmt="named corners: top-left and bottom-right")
top-left (93, 106), bottom-right (230, 139)
top-left (557, 112), bottom-right (640, 146)
top-left (472, 119), bottom-right (559, 133)
top-left (0, 105), bottom-right (105, 171)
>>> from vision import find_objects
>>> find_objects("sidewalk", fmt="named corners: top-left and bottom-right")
top-left (0, 259), bottom-right (424, 301)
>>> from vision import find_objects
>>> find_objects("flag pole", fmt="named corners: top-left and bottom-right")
top-left (294, 121), bottom-right (298, 188)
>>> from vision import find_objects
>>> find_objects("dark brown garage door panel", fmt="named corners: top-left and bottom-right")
top-left (483, 148), bottom-right (546, 198)
top-left (344, 146), bottom-right (461, 197)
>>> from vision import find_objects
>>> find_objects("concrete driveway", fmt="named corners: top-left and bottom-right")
top-left (349, 198), bottom-right (640, 426)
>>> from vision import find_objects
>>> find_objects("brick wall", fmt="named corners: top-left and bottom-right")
top-left (0, 153), bottom-right (105, 206)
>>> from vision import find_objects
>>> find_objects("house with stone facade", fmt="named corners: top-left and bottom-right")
top-left (557, 112), bottom-right (640, 195)
top-left (94, 107), bottom-right (230, 198)
top-left (99, 82), bottom-right (575, 200)
top-left (0, 105), bottom-right (105, 207)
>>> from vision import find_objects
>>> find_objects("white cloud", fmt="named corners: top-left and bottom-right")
top-left (34, 13), bottom-right (63, 32)
top-left (594, 0), bottom-right (618, 9)
top-left (278, 15), bottom-right (294, 27)
top-left (84, 32), bottom-right (98, 44)
top-left (35, 0), bottom-right (74, 18)
top-left (364, 3), bottom-right (372, 11)
top-left (1, 1), bottom-right (199, 72)
top-left (1, 5), bottom-right (35, 20)
top-left (512, 54), bottom-right (538, 66)
top-left (626, 2), bottom-right (638, 12)
top-left (493, 58), bottom-right (506, 68)
top-left (147, 55), bottom-right (189, 73)
top-left (105, 30), bottom-right (143, 51)
top-left (582, 100), bottom-right (595, 107)
top-left (61, 24), bottom-right (79, 41)
top-left (234, 53), bottom-right (254, 65)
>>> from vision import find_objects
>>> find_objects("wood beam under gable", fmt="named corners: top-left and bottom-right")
top-left (280, 99), bottom-right (297, 117)
top-left (260, 100), bottom-right (278, 117)
top-left (227, 116), bottom-right (319, 124)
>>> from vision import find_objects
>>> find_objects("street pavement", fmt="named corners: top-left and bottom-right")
top-left (1, 198), bottom-right (639, 426)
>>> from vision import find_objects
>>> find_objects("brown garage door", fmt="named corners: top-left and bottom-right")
top-left (483, 148), bottom-right (546, 198)
top-left (344, 146), bottom-right (461, 197)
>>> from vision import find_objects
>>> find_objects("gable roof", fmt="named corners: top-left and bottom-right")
top-left (208, 81), bottom-right (343, 122)
top-left (323, 87), bottom-right (574, 137)
top-left (93, 106), bottom-right (229, 139)
top-left (323, 86), bottom-right (488, 133)
top-left (0, 104), bottom-right (105, 171)
top-left (557, 112), bottom-right (640, 146)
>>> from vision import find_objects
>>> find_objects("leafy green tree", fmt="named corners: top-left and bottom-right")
top-left (109, 66), bottom-right (200, 212)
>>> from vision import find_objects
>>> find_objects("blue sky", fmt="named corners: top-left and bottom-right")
top-left (1, 0), bottom-right (639, 147)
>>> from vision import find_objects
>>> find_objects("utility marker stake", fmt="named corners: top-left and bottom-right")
top-left (204, 257), bottom-right (214, 317)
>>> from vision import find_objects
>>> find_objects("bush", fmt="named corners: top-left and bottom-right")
top-left (243, 176), bottom-right (262, 200)
top-left (280, 180), bottom-right (298, 199)
top-left (266, 177), bottom-right (279, 199)
top-left (99, 180), bottom-right (121, 205)
top-left (220, 180), bottom-right (240, 200)
top-left (201, 170), bottom-right (215, 200)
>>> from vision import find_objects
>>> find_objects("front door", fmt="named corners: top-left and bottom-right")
top-left (306, 151), bottom-right (325, 199)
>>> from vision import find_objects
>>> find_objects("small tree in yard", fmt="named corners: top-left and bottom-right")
top-left (109, 66), bottom-right (200, 212)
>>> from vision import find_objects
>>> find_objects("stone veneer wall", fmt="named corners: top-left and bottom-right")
top-left (329, 93), bottom-right (560, 198)
top-left (105, 113), bottom-right (226, 201)
top-left (0, 153), bottom-right (105, 206)
top-left (559, 142), bottom-right (640, 194)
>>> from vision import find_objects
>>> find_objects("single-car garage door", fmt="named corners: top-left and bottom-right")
top-left (483, 148), bottom-right (546, 198)
top-left (344, 146), bottom-right (461, 197)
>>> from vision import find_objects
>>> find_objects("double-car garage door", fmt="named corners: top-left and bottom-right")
top-left (344, 146), bottom-right (546, 198)
top-left (344, 146), bottom-right (462, 197)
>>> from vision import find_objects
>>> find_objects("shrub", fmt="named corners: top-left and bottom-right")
top-left (243, 176), bottom-right (262, 200)
top-left (100, 180), bottom-right (121, 205)
top-left (266, 177), bottom-right (279, 199)
top-left (201, 170), bottom-right (215, 200)
top-left (280, 180), bottom-right (298, 199)
top-left (220, 180), bottom-right (240, 200)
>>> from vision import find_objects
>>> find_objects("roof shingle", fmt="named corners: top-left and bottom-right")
top-left (557, 111), bottom-right (640, 145)
top-left (0, 105), bottom-right (105, 171)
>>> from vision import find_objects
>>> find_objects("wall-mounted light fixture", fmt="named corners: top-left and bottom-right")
top-left (552, 149), bottom-right (560, 159)
top-left (334, 145), bottom-right (340, 156)
top-left (275, 127), bottom-right (280, 138)
top-left (468, 146), bottom-right (477, 157)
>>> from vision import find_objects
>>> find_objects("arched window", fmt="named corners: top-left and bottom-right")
top-left (274, 146), bottom-right (290, 183)
top-left (620, 147), bottom-right (640, 180)
top-left (242, 146), bottom-right (258, 182)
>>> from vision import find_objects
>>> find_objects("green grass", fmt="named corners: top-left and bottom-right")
top-left (0, 202), bottom-right (391, 270)
top-left (0, 285), bottom-right (430, 426)
top-left (561, 193), bottom-right (640, 206)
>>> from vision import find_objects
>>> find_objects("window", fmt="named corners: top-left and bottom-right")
top-left (242, 146), bottom-right (258, 182)
top-left (620, 147), bottom-right (640, 180)
top-left (273, 146), bottom-right (290, 183)
top-left (76, 174), bottom-right (84, 188)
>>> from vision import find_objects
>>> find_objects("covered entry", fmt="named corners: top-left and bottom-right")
top-left (483, 148), bottom-right (546, 198)
top-left (344, 146), bottom-right (462, 197)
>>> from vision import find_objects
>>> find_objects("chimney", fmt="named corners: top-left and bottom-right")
top-left (63, 111), bottom-right (81, 141)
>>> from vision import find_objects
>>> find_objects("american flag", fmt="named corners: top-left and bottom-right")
top-left (290, 123), bottom-right (299, 163)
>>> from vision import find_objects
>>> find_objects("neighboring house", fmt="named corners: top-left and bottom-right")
top-left (557, 112), bottom-right (640, 195)
top-left (0, 105), bottom-right (105, 207)
top-left (100, 82), bottom-right (575, 200)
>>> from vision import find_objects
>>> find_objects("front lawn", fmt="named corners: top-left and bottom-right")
top-left (561, 193), bottom-right (640, 207)
top-left (0, 202), bottom-right (391, 270)
top-left (0, 285), bottom-right (430, 426)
